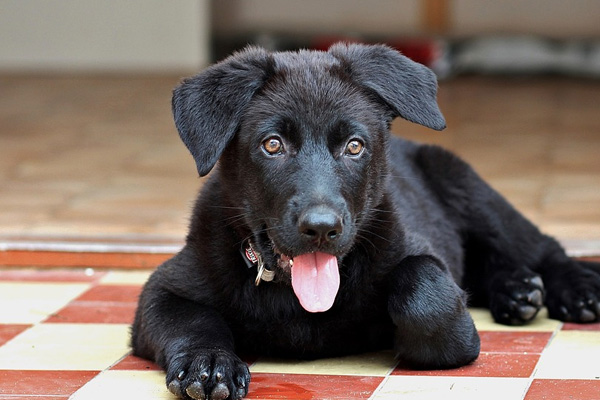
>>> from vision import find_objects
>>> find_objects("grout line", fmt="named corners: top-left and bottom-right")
top-left (519, 321), bottom-right (564, 399)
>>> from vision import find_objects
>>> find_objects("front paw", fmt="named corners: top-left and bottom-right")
top-left (166, 348), bottom-right (250, 400)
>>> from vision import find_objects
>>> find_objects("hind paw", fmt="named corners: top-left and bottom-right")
top-left (489, 270), bottom-right (545, 325)
top-left (545, 265), bottom-right (600, 323)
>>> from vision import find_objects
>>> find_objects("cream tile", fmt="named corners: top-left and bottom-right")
top-left (250, 350), bottom-right (397, 376)
top-left (372, 376), bottom-right (530, 400)
top-left (71, 370), bottom-right (175, 400)
top-left (100, 270), bottom-right (152, 285)
top-left (0, 323), bottom-right (130, 370)
top-left (470, 308), bottom-right (562, 332)
top-left (0, 282), bottom-right (90, 324)
top-left (534, 330), bottom-right (600, 379)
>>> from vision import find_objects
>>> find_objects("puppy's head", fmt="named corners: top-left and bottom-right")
top-left (173, 43), bottom-right (445, 312)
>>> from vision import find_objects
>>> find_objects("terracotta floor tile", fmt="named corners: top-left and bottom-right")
top-left (562, 322), bottom-right (600, 331)
top-left (0, 324), bottom-right (30, 346)
top-left (525, 379), bottom-right (600, 400)
top-left (44, 302), bottom-right (137, 324)
top-left (247, 373), bottom-right (383, 400)
top-left (0, 396), bottom-right (69, 400)
top-left (75, 284), bottom-right (142, 302)
top-left (44, 284), bottom-right (141, 324)
top-left (0, 370), bottom-right (98, 396)
top-left (393, 352), bottom-right (540, 378)
top-left (372, 376), bottom-right (530, 400)
top-left (110, 354), bottom-right (162, 371)
top-left (478, 331), bottom-right (553, 354)
top-left (0, 249), bottom-right (172, 269)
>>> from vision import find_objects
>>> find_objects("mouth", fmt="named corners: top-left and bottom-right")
top-left (252, 229), bottom-right (342, 313)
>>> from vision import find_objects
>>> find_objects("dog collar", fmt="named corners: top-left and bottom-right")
top-left (241, 240), bottom-right (275, 285)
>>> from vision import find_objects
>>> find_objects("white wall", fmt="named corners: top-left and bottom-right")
top-left (0, 0), bottom-right (210, 72)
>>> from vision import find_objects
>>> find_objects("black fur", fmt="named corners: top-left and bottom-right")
top-left (132, 43), bottom-right (600, 400)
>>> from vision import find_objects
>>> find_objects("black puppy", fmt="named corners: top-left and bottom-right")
top-left (132, 43), bottom-right (600, 400)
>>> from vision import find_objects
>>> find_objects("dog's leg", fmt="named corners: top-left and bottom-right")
top-left (388, 255), bottom-right (480, 369)
top-left (459, 185), bottom-right (600, 325)
top-left (132, 272), bottom-right (250, 400)
top-left (416, 145), bottom-right (600, 324)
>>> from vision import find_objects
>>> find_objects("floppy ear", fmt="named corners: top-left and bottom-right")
top-left (172, 47), bottom-right (274, 176)
top-left (328, 42), bottom-right (446, 130)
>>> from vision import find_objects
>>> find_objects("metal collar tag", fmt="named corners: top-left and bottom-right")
top-left (241, 240), bottom-right (275, 285)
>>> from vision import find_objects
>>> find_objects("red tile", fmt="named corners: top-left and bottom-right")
top-left (562, 322), bottom-right (600, 331)
top-left (75, 284), bottom-right (142, 302)
top-left (478, 331), bottom-right (553, 353)
top-left (0, 250), bottom-right (171, 269)
top-left (0, 370), bottom-right (98, 396)
top-left (44, 302), bottom-right (137, 324)
top-left (111, 354), bottom-right (162, 371)
top-left (0, 324), bottom-right (30, 346)
top-left (0, 268), bottom-right (106, 282)
top-left (247, 373), bottom-right (383, 400)
top-left (525, 379), bottom-right (600, 400)
top-left (0, 396), bottom-right (69, 400)
top-left (45, 284), bottom-right (141, 324)
top-left (393, 352), bottom-right (540, 378)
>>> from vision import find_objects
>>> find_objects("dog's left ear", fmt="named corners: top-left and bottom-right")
top-left (172, 47), bottom-right (274, 176)
top-left (329, 43), bottom-right (446, 130)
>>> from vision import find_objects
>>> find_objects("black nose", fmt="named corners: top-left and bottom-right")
top-left (298, 206), bottom-right (343, 244)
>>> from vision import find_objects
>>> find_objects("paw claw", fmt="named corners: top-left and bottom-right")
top-left (186, 381), bottom-right (206, 400)
top-left (518, 305), bottom-right (538, 321)
top-left (529, 276), bottom-right (544, 289)
top-left (527, 290), bottom-right (543, 307)
top-left (211, 383), bottom-right (230, 400)
top-left (580, 309), bottom-right (596, 322)
top-left (168, 380), bottom-right (183, 397)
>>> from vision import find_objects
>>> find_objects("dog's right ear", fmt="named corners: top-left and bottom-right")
top-left (172, 47), bottom-right (274, 176)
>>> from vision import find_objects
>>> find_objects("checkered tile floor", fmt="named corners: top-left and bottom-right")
top-left (1, 268), bottom-right (599, 400)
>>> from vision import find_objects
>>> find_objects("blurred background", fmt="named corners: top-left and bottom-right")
top-left (1, 0), bottom-right (599, 258)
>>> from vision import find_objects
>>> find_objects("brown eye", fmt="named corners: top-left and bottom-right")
top-left (262, 137), bottom-right (283, 155)
top-left (345, 139), bottom-right (363, 156)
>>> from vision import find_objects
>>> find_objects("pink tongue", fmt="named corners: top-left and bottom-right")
top-left (291, 252), bottom-right (340, 313)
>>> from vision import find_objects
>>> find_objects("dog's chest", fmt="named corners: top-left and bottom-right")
top-left (229, 280), bottom-right (392, 357)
